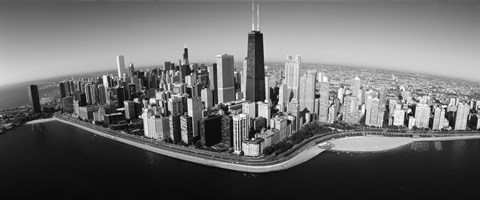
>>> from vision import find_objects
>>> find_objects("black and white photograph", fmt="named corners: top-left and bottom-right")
top-left (0, 0), bottom-right (479, 199)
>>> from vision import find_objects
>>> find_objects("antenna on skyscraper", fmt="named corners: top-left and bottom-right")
top-left (257, 4), bottom-right (260, 31)
top-left (251, 0), bottom-right (255, 31)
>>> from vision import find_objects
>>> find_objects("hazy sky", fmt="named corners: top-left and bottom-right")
top-left (0, 0), bottom-right (479, 85)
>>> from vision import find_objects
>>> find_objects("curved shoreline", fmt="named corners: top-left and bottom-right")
top-left (29, 116), bottom-right (480, 173)
top-left (52, 116), bottom-right (327, 173)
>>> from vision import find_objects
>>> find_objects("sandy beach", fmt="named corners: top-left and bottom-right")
top-left (330, 135), bottom-right (480, 152)
top-left (25, 118), bottom-right (55, 124)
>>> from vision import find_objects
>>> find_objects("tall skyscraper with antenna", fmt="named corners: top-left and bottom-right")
top-left (244, 1), bottom-right (265, 103)
top-left (116, 55), bottom-right (125, 80)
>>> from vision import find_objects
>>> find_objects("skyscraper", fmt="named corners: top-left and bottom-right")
top-left (233, 113), bottom-right (250, 154)
top-left (318, 80), bottom-right (330, 123)
top-left (29, 85), bottom-right (41, 113)
top-left (117, 55), bottom-right (126, 80)
top-left (216, 54), bottom-right (235, 104)
top-left (344, 95), bottom-right (359, 124)
top-left (351, 77), bottom-right (361, 98)
top-left (299, 71), bottom-right (316, 114)
top-left (414, 103), bottom-right (430, 129)
top-left (244, 2), bottom-right (265, 103)
top-left (207, 63), bottom-right (218, 105)
top-left (455, 103), bottom-right (469, 130)
top-left (187, 97), bottom-right (203, 139)
top-left (285, 55), bottom-right (301, 100)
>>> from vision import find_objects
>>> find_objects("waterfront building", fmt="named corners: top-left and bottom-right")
top-left (187, 97), bottom-right (203, 138)
top-left (365, 95), bottom-right (373, 125)
top-left (29, 84), bottom-right (41, 113)
top-left (287, 98), bottom-right (300, 131)
top-left (59, 81), bottom-right (67, 98)
top-left (216, 54), bottom-right (235, 104)
top-left (180, 114), bottom-right (193, 145)
top-left (169, 114), bottom-right (182, 143)
top-left (242, 138), bottom-right (264, 157)
top-left (221, 115), bottom-right (233, 147)
top-left (62, 96), bottom-right (74, 113)
top-left (328, 105), bottom-right (336, 123)
top-left (414, 103), bottom-right (430, 129)
top-left (343, 95), bottom-right (359, 124)
top-left (146, 117), bottom-right (170, 140)
top-left (432, 107), bottom-right (444, 130)
top-left (455, 103), bottom-right (469, 130)
top-left (104, 112), bottom-right (124, 127)
top-left (117, 55), bottom-right (125, 80)
top-left (79, 105), bottom-right (96, 121)
top-left (408, 116), bottom-right (416, 129)
top-left (393, 109), bottom-right (405, 126)
top-left (233, 113), bottom-right (250, 154)
top-left (273, 115), bottom-right (288, 141)
top-left (318, 80), bottom-right (330, 123)
top-left (199, 115), bottom-right (223, 147)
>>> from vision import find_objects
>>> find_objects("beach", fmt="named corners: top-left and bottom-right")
top-left (330, 135), bottom-right (480, 152)
top-left (25, 118), bottom-right (55, 124)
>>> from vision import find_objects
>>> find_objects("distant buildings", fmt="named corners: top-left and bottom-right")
top-left (117, 55), bottom-right (125, 80)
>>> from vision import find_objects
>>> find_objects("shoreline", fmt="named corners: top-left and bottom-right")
top-left (26, 116), bottom-right (480, 172)
top-left (329, 135), bottom-right (480, 152)
top-left (52, 116), bottom-right (326, 173)
top-left (25, 118), bottom-right (55, 124)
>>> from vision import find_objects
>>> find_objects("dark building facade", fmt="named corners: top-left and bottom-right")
top-left (245, 30), bottom-right (265, 103)
top-left (28, 84), bottom-right (41, 113)
top-left (199, 115), bottom-right (222, 147)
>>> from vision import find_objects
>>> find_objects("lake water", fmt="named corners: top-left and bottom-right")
top-left (1, 121), bottom-right (480, 199)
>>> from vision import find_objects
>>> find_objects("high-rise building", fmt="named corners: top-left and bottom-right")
top-left (59, 82), bottom-right (67, 98)
top-left (233, 113), bottom-right (250, 154)
top-left (318, 80), bottom-right (330, 123)
top-left (414, 104), bottom-right (430, 129)
top-left (84, 83), bottom-right (92, 105)
top-left (257, 101), bottom-right (271, 128)
top-left (221, 115), bottom-right (233, 147)
top-left (343, 95), bottom-right (359, 124)
top-left (408, 116), bottom-right (416, 129)
top-left (124, 100), bottom-right (136, 120)
top-left (369, 98), bottom-right (380, 127)
top-left (216, 54), bottom-right (235, 104)
top-left (285, 55), bottom-right (301, 100)
top-left (337, 87), bottom-right (344, 104)
top-left (128, 62), bottom-right (135, 78)
top-left (351, 77), bottom-right (361, 98)
top-left (98, 84), bottom-right (106, 104)
top-left (278, 83), bottom-right (289, 112)
top-left (61, 96), bottom-right (74, 113)
top-left (169, 114), bottom-right (182, 143)
top-left (207, 63), bottom-right (218, 105)
top-left (167, 97), bottom-right (183, 116)
top-left (199, 115), bottom-right (223, 147)
top-left (244, 4), bottom-right (265, 103)
top-left (299, 72), bottom-right (316, 114)
top-left (180, 114), bottom-right (193, 145)
top-left (432, 107), bottom-right (444, 130)
top-left (455, 103), bottom-right (469, 130)
top-left (201, 88), bottom-right (213, 108)
top-left (117, 55), bottom-right (126, 80)
top-left (287, 98), bottom-right (300, 130)
top-left (187, 97), bottom-right (203, 138)
top-left (393, 109), bottom-right (405, 126)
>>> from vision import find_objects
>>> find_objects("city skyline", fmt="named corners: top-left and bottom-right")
top-left (1, 0), bottom-right (479, 86)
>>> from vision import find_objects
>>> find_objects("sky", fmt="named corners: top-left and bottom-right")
top-left (0, 0), bottom-right (479, 85)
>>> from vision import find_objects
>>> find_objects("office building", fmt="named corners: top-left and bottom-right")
top-left (117, 55), bottom-right (125, 80)
top-left (318, 80), bottom-right (330, 123)
top-left (180, 114), bottom-right (193, 145)
top-left (199, 115), bottom-right (223, 147)
top-left (216, 54), bottom-right (235, 104)
top-left (455, 103), bottom-right (469, 130)
top-left (29, 85), bottom-right (41, 113)
top-left (187, 97), bottom-right (203, 138)
top-left (233, 113), bottom-right (250, 154)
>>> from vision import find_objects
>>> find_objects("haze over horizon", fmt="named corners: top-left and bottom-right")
top-left (1, 0), bottom-right (479, 85)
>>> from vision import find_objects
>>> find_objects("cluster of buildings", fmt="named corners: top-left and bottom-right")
top-left (30, 2), bottom-right (480, 158)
